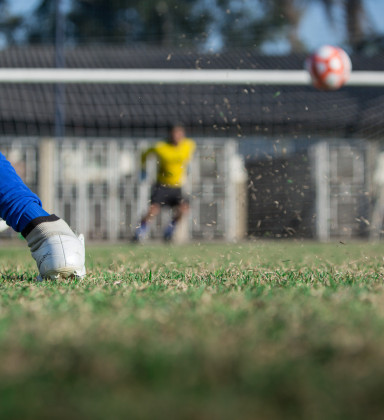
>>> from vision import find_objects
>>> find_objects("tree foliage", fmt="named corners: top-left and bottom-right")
top-left (317, 0), bottom-right (367, 49)
top-left (0, 0), bottom-right (23, 45)
top-left (194, 0), bottom-right (304, 50)
top-left (67, 0), bottom-right (207, 46)
top-left (0, 0), bottom-right (378, 51)
top-left (27, 0), bottom-right (58, 44)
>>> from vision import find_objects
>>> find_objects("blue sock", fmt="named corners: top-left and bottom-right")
top-left (164, 220), bottom-right (176, 240)
top-left (0, 152), bottom-right (49, 233)
top-left (135, 221), bottom-right (148, 239)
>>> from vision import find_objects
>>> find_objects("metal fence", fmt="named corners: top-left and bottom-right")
top-left (246, 139), bottom-right (375, 240)
top-left (0, 137), bottom-right (246, 241)
top-left (315, 140), bottom-right (373, 240)
top-left (0, 136), bottom-right (378, 241)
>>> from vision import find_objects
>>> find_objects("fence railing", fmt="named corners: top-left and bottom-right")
top-left (0, 136), bottom-right (378, 241)
top-left (0, 137), bottom-right (246, 241)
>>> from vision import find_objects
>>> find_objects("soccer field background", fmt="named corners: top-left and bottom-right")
top-left (1, 241), bottom-right (384, 419)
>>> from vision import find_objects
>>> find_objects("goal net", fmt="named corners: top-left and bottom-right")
top-left (0, 47), bottom-right (383, 241)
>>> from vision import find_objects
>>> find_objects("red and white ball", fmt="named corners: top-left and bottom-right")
top-left (306, 45), bottom-right (352, 90)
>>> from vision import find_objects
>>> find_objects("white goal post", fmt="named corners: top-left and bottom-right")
top-left (0, 68), bottom-right (381, 86)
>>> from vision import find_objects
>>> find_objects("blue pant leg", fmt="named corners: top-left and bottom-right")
top-left (0, 152), bottom-right (49, 232)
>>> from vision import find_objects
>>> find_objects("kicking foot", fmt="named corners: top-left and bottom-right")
top-left (24, 215), bottom-right (86, 280)
top-left (132, 223), bottom-right (148, 243)
top-left (163, 222), bottom-right (176, 242)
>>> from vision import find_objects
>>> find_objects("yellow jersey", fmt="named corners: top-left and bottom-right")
top-left (141, 138), bottom-right (196, 187)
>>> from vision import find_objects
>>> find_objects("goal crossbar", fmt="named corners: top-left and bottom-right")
top-left (0, 68), bottom-right (381, 86)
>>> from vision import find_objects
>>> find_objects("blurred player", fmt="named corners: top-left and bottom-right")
top-left (134, 125), bottom-right (196, 242)
top-left (0, 152), bottom-right (85, 280)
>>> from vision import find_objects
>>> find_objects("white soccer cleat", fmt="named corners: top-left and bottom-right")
top-left (25, 217), bottom-right (86, 281)
top-left (0, 218), bottom-right (9, 233)
top-left (33, 233), bottom-right (86, 281)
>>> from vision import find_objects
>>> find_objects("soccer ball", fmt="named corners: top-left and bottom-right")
top-left (306, 45), bottom-right (352, 90)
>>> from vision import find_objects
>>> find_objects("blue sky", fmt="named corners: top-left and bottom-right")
top-left (10, 0), bottom-right (70, 14)
top-left (262, 0), bottom-right (384, 53)
top-left (8, 0), bottom-right (384, 53)
top-left (299, 0), bottom-right (384, 50)
top-left (11, 0), bottom-right (39, 14)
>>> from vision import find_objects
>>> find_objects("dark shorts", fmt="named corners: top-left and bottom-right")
top-left (150, 184), bottom-right (188, 207)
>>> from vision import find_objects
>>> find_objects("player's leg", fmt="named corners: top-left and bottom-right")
top-left (174, 201), bottom-right (190, 222)
top-left (163, 189), bottom-right (189, 241)
top-left (0, 152), bottom-right (85, 279)
top-left (133, 203), bottom-right (161, 241)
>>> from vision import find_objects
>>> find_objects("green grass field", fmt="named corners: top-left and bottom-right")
top-left (1, 241), bottom-right (384, 419)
